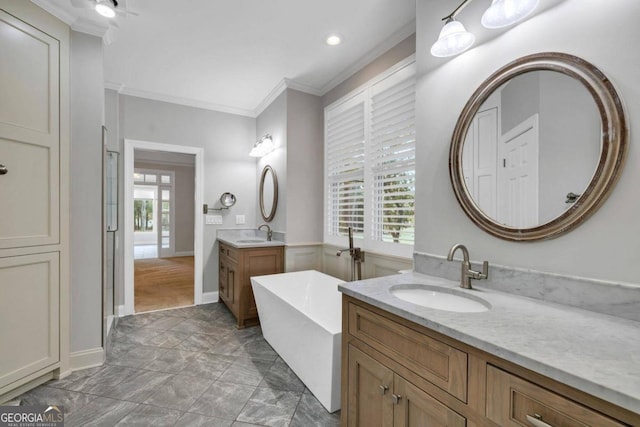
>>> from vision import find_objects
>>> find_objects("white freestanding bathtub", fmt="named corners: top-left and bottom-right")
top-left (251, 270), bottom-right (344, 413)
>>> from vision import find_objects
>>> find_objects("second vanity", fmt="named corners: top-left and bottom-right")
top-left (217, 229), bottom-right (284, 328)
top-left (339, 271), bottom-right (640, 426)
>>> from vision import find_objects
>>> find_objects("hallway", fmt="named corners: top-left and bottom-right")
top-left (134, 256), bottom-right (194, 313)
top-left (17, 303), bottom-right (340, 426)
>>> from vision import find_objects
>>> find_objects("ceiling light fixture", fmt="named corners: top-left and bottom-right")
top-left (431, 0), bottom-right (539, 57)
top-left (95, 0), bottom-right (116, 18)
top-left (325, 34), bottom-right (342, 46)
top-left (249, 134), bottom-right (275, 157)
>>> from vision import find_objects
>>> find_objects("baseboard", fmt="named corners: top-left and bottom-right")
top-left (201, 291), bottom-right (219, 304)
top-left (116, 304), bottom-right (126, 317)
top-left (70, 347), bottom-right (105, 371)
top-left (174, 251), bottom-right (195, 257)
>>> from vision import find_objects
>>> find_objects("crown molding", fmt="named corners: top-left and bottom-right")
top-left (253, 79), bottom-right (288, 118)
top-left (106, 84), bottom-right (256, 117)
top-left (71, 18), bottom-right (109, 38)
top-left (318, 19), bottom-right (416, 95)
top-left (31, 0), bottom-right (75, 25)
top-left (283, 78), bottom-right (323, 96)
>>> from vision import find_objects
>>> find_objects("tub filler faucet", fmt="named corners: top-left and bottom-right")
top-left (447, 243), bottom-right (488, 289)
top-left (336, 227), bottom-right (364, 282)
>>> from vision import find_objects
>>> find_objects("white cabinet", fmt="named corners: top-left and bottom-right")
top-left (0, 0), bottom-right (69, 401)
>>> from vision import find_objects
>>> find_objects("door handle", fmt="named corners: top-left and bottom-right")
top-left (392, 394), bottom-right (402, 405)
top-left (0, 164), bottom-right (7, 175)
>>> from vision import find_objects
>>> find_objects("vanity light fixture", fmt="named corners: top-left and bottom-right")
top-left (431, 0), bottom-right (539, 57)
top-left (249, 134), bottom-right (275, 157)
top-left (481, 0), bottom-right (540, 29)
top-left (95, 0), bottom-right (117, 18)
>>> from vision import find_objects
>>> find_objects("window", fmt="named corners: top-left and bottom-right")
top-left (325, 61), bottom-right (416, 257)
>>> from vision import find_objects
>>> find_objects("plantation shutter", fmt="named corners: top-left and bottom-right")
top-left (370, 66), bottom-right (416, 245)
top-left (326, 96), bottom-right (366, 238)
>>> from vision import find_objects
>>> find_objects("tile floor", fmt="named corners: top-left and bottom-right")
top-left (17, 303), bottom-right (341, 426)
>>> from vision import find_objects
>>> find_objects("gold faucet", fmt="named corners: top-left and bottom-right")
top-left (446, 244), bottom-right (488, 289)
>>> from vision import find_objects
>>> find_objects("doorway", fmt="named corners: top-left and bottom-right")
top-left (124, 139), bottom-right (204, 315)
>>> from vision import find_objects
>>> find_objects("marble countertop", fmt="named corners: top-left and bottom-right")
top-left (216, 229), bottom-right (285, 249)
top-left (339, 272), bottom-right (640, 414)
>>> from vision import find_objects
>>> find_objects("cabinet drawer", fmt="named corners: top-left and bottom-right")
top-left (219, 244), bottom-right (238, 262)
top-left (486, 365), bottom-right (625, 427)
top-left (348, 302), bottom-right (468, 402)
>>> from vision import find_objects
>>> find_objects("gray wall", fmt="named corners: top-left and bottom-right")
top-left (415, 0), bottom-right (640, 284)
top-left (323, 34), bottom-right (416, 107)
top-left (256, 91), bottom-right (287, 236)
top-left (134, 160), bottom-right (195, 254)
top-left (106, 92), bottom-right (257, 298)
top-left (286, 90), bottom-right (324, 244)
top-left (70, 31), bottom-right (103, 353)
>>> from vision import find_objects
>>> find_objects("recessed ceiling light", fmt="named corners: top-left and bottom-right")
top-left (95, 1), bottom-right (116, 18)
top-left (325, 34), bottom-right (342, 46)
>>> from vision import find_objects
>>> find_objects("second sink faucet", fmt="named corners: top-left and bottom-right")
top-left (447, 244), bottom-right (488, 289)
top-left (258, 224), bottom-right (272, 241)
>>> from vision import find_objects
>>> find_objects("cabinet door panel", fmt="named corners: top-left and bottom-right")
top-left (394, 376), bottom-right (466, 427)
top-left (348, 345), bottom-right (394, 427)
top-left (0, 253), bottom-right (59, 391)
top-left (0, 10), bottom-right (60, 249)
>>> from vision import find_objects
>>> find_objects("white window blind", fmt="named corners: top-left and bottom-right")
top-left (370, 68), bottom-right (416, 245)
top-left (326, 97), bottom-right (366, 239)
top-left (325, 60), bottom-right (416, 256)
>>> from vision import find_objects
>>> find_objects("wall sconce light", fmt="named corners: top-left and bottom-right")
top-left (203, 192), bottom-right (237, 213)
top-left (431, 0), bottom-right (539, 57)
top-left (249, 134), bottom-right (275, 157)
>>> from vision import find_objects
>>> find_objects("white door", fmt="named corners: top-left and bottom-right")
top-left (462, 107), bottom-right (499, 218)
top-left (0, 1), bottom-right (68, 397)
top-left (497, 115), bottom-right (540, 228)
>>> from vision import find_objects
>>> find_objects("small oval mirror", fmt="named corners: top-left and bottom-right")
top-left (260, 165), bottom-right (278, 222)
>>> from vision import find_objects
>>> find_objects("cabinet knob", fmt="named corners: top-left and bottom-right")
top-left (0, 164), bottom-right (7, 175)
top-left (379, 385), bottom-right (388, 395)
top-left (392, 394), bottom-right (402, 405)
top-left (526, 414), bottom-right (553, 427)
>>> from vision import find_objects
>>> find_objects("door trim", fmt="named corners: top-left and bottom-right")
top-left (124, 139), bottom-right (204, 315)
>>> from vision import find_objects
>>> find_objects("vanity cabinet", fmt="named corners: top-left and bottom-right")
top-left (218, 242), bottom-right (283, 328)
top-left (342, 296), bottom-right (639, 427)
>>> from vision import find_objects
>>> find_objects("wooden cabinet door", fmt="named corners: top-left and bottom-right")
top-left (0, 253), bottom-right (60, 391)
top-left (243, 247), bottom-right (283, 320)
top-left (347, 345), bottom-right (394, 427)
top-left (394, 375), bottom-right (466, 427)
top-left (0, 8), bottom-right (60, 249)
top-left (226, 259), bottom-right (237, 306)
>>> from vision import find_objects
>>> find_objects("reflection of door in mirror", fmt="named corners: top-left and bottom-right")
top-left (463, 70), bottom-right (601, 228)
top-left (497, 114), bottom-right (539, 227)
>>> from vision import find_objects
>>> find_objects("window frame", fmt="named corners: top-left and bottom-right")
top-left (324, 57), bottom-right (416, 259)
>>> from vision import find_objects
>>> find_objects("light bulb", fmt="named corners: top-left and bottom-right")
top-left (95, 2), bottom-right (116, 18)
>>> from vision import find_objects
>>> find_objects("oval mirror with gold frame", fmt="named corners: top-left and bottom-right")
top-left (449, 52), bottom-right (627, 241)
top-left (260, 165), bottom-right (278, 222)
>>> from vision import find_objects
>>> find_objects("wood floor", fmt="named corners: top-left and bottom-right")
top-left (134, 256), bottom-right (194, 313)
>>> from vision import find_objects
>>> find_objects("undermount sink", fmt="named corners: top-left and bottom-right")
top-left (236, 239), bottom-right (265, 243)
top-left (389, 284), bottom-right (490, 313)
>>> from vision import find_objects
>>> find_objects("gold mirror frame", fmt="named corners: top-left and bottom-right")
top-left (449, 52), bottom-right (627, 241)
top-left (259, 165), bottom-right (278, 222)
